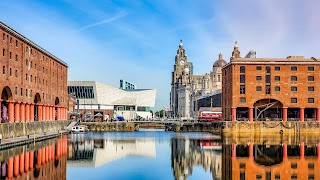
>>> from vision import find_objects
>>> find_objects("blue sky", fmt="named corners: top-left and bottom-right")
top-left (1, 0), bottom-right (319, 110)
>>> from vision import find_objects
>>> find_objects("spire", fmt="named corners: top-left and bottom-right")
top-left (232, 41), bottom-right (241, 59)
top-left (234, 41), bottom-right (238, 48)
top-left (219, 52), bottom-right (223, 59)
top-left (179, 39), bottom-right (183, 47)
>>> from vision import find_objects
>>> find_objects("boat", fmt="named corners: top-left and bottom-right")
top-left (71, 125), bottom-right (88, 134)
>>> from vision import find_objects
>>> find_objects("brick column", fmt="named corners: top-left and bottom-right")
top-left (249, 107), bottom-right (253, 122)
top-left (317, 107), bottom-right (320, 122)
top-left (25, 103), bottom-right (30, 122)
top-left (283, 143), bottom-right (288, 161)
top-left (20, 102), bottom-right (25, 122)
top-left (300, 107), bottom-right (305, 122)
top-left (30, 103), bottom-right (34, 122)
top-left (232, 107), bottom-right (237, 121)
top-left (8, 100), bottom-right (14, 123)
top-left (300, 142), bottom-right (305, 159)
top-left (283, 107), bottom-right (288, 122)
top-left (15, 101), bottom-right (20, 122)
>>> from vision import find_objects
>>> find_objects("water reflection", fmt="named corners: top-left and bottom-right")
top-left (0, 135), bottom-right (67, 179)
top-left (171, 137), bottom-right (222, 180)
top-left (223, 141), bottom-right (320, 180)
top-left (67, 134), bottom-right (156, 167)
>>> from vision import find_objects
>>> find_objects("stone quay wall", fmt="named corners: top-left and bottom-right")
top-left (223, 121), bottom-right (320, 137)
top-left (81, 122), bottom-right (137, 132)
top-left (0, 120), bottom-right (69, 139)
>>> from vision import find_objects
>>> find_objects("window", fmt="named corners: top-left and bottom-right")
top-left (256, 86), bottom-right (262, 91)
top-left (291, 76), bottom-right (297, 81)
top-left (15, 40), bottom-right (18, 47)
top-left (291, 86), bottom-right (297, 91)
top-left (9, 37), bottom-right (12, 44)
top-left (240, 85), bottom-right (245, 94)
top-left (256, 66), bottom-right (261, 70)
top-left (274, 66), bottom-right (280, 71)
top-left (240, 66), bottom-right (245, 73)
top-left (274, 76), bottom-right (280, 81)
top-left (240, 97), bottom-right (246, 103)
top-left (26, 89), bottom-right (28, 96)
top-left (275, 86), bottom-right (280, 91)
top-left (266, 75), bottom-right (270, 83)
top-left (26, 60), bottom-right (29, 66)
top-left (20, 88), bottom-right (23, 96)
top-left (15, 87), bottom-right (17, 95)
top-left (2, 33), bottom-right (5, 41)
top-left (308, 87), bottom-right (314, 92)
top-left (308, 76), bottom-right (314, 81)
top-left (26, 74), bottom-right (28, 81)
top-left (2, 66), bottom-right (5, 74)
top-left (256, 76), bottom-right (262, 80)
top-left (266, 85), bottom-right (271, 94)
top-left (240, 75), bottom-right (245, 83)
top-left (291, 98), bottom-right (297, 103)
top-left (15, 54), bottom-right (18, 62)
top-left (9, 52), bottom-right (11, 59)
top-left (308, 66), bottom-right (314, 71)
top-left (30, 75), bottom-right (32, 82)
top-left (15, 70), bottom-right (17, 77)
top-left (308, 98), bottom-right (314, 103)
top-left (266, 66), bottom-right (271, 73)
top-left (2, 49), bottom-right (5, 56)
top-left (9, 68), bottom-right (12, 76)
top-left (291, 66), bottom-right (297, 71)
top-left (218, 75), bottom-right (220, 81)
top-left (67, 86), bottom-right (95, 99)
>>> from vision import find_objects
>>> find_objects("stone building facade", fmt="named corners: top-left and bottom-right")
top-left (222, 43), bottom-right (320, 121)
top-left (0, 21), bottom-right (68, 123)
top-left (170, 40), bottom-right (226, 118)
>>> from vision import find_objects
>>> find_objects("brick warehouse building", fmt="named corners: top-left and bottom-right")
top-left (0, 21), bottom-right (68, 123)
top-left (222, 42), bottom-right (320, 121)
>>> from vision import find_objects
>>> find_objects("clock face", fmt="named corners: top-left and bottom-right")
top-left (180, 60), bottom-right (184, 65)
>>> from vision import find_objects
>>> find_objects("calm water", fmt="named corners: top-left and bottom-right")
top-left (1, 131), bottom-right (320, 180)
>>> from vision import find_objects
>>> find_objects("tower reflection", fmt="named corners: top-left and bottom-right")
top-left (223, 138), bottom-right (320, 180)
top-left (0, 135), bottom-right (68, 180)
top-left (171, 137), bottom-right (222, 180)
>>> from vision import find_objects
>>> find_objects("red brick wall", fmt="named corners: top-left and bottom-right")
top-left (0, 26), bottom-right (68, 107)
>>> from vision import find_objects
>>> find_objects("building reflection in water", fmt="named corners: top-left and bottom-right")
top-left (223, 140), bottom-right (320, 180)
top-left (171, 137), bottom-right (222, 180)
top-left (67, 134), bottom-right (156, 167)
top-left (0, 135), bottom-right (68, 180)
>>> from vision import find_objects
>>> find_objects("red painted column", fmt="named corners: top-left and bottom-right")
top-left (25, 152), bottom-right (29, 171)
top-left (8, 157), bottom-right (14, 178)
top-left (318, 143), bottom-right (320, 161)
top-left (300, 107), bottom-right (305, 122)
top-left (56, 106), bottom-right (59, 120)
top-left (19, 153), bottom-right (25, 173)
top-left (29, 151), bottom-right (34, 169)
top-left (283, 143), bottom-right (288, 161)
top-left (13, 155), bottom-right (19, 177)
top-left (283, 107), bottom-right (288, 122)
top-left (49, 106), bottom-right (52, 121)
top-left (42, 105), bottom-right (46, 121)
top-left (8, 100), bottom-right (14, 123)
top-left (249, 143), bottom-right (253, 160)
top-left (30, 103), bottom-right (34, 122)
top-left (232, 144), bottom-right (236, 159)
top-left (45, 146), bottom-right (49, 162)
top-left (20, 102), bottom-right (25, 122)
top-left (38, 104), bottom-right (42, 121)
top-left (317, 108), bottom-right (320, 122)
top-left (25, 103), bottom-right (30, 122)
top-left (37, 150), bottom-right (41, 167)
top-left (52, 106), bottom-right (55, 120)
top-left (42, 148), bottom-right (46, 164)
top-left (249, 107), bottom-right (253, 122)
top-left (232, 107), bottom-right (236, 121)
top-left (14, 101), bottom-right (20, 122)
top-left (300, 142), bottom-right (305, 159)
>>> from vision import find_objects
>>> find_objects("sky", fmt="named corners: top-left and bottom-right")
top-left (1, 0), bottom-right (319, 110)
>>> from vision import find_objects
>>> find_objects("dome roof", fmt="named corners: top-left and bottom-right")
top-left (213, 52), bottom-right (227, 67)
top-left (184, 68), bottom-right (189, 73)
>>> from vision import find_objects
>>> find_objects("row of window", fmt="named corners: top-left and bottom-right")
top-left (240, 66), bottom-right (315, 73)
top-left (255, 75), bottom-right (315, 82)
top-left (255, 86), bottom-right (315, 92)
top-left (13, 87), bottom-right (63, 102)
top-left (239, 97), bottom-right (314, 103)
top-left (3, 33), bottom-right (19, 47)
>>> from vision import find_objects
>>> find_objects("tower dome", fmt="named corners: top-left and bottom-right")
top-left (184, 67), bottom-right (189, 73)
top-left (213, 52), bottom-right (227, 67)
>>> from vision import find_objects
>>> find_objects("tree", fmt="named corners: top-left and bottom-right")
top-left (155, 109), bottom-right (165, 118)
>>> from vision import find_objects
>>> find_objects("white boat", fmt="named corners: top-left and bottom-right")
top-left (71, 125), bottom-right (88, 133)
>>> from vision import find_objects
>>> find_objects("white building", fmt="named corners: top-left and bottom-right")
top-left (67, 81), bottom-right (156, 120)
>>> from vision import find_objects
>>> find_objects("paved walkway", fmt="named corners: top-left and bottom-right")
top-left (0, 130), bottom-right (69, 150)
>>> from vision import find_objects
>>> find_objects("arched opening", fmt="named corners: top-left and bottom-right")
top-left (1, 86), bottom-right (12, 123)
top-left (55, 97), bottom-right (60, 120)
top-left (254, 145), bottom-right (283, 166)
top-left (253, 99), bottom-right (283, 121)
top-left (34, 93), bottom-right (41, 121)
